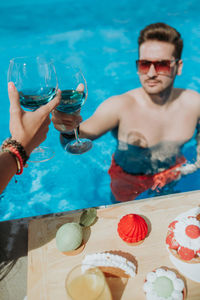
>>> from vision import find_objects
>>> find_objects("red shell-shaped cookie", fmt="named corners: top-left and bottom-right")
top-left (117, 214), bottom-right (148, 243)
top-left (168, 220), bottom-right (178, 231)
top-left (166, 232), bottom-right (180, 250)
top-left (178, 246), bottom-right (195, 261)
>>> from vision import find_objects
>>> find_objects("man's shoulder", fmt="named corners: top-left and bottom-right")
top-left (105, 88), bottom-right (139, 105)
top-left (176, 88), bottom-right (200, 111)
top-left (109, 88), bottom-right (139, 98)
top-left (175, 88), bottom-right (200, 99)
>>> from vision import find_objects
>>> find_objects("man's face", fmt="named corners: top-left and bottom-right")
top-left (138, 41), bottom-right (182, 95)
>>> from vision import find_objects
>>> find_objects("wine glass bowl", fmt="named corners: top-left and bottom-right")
top-left (65, 264), bottom-right (112, 300)
top-left (8, 56), bottom-right (58, 111)
top-left (54, 63), bottom-right (92, 154)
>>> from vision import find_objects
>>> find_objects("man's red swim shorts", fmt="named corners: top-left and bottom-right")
top-left (108, 156), bottom-right (186, 202)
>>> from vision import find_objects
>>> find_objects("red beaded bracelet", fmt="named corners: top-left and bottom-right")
top-left (1, 148), bottom-right (22, 174)
top-left (2, 137), bottom-right (29, 166)
top-left (6, 145), bottom-right (24, 175)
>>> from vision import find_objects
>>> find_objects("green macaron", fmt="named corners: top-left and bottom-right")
top-left (56, 222), bottom-right (83, 252)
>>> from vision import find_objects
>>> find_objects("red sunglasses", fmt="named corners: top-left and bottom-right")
top-left (136, 59), bottom-right (178, 75)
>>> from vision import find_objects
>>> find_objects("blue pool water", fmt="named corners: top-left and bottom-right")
top-left (1, 0), bottom-right (200, 221)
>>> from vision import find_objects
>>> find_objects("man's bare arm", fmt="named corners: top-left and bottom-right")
top-left (79, 96), bottom-right (121, 140)
top-left (52, 95), bottom-right (122, 140)
top-left (195, 120), bottom-right (200, 167)
top-left (194, 91), bottom-right (200, 167)
top-left (178, 92), bottom-right (200, 175)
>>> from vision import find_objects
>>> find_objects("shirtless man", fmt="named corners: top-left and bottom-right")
top-left (52, 23), bottom-right (200, 202)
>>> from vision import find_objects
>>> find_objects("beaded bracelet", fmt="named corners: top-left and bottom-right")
top-left (7, 145), bottom-right (24, 175)
top-left (1, 138), bottom-right (29, 166)
top-left (1, 148), bottom-right (22, 174)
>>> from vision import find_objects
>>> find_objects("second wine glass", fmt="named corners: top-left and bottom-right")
top-left (55, 63), bottom-right (92, 154)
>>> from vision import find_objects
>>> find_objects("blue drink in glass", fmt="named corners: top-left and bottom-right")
top-left (56, 89), bottom-right (85, 114)
top-left (19, 87), bottom-right (57, 111)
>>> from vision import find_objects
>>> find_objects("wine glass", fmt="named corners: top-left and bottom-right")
top-left (54, 63), bottom-right (92, 154)
top-left (65, 264), bottom-right (112, 300)
top-left (7, 56), bottom-right (58, 162)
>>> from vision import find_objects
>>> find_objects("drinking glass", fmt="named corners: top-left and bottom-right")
top-left (65, 264), bottom-right (112, 300)
top-left (8, 56), bottom-right (58, 162)
top-left (54, 63), bottom-right (92, 154)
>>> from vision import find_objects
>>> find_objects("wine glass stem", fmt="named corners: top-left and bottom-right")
top-left (74, 128), bottom-right (81, 144)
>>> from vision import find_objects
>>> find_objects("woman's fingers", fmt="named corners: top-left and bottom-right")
top-left (37, 89), bottom-right (61, 118)
top-left (8, 82), bottom-right (22, 119)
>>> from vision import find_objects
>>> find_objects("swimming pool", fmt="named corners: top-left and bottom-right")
top-left (1, 0), bottom-right (200, 221)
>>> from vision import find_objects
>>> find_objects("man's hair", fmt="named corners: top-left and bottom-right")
top-left (138, 23), bottom-right (183, 59)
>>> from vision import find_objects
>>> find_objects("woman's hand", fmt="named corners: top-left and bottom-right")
top-left (8, 82), bottom-right (61, 156)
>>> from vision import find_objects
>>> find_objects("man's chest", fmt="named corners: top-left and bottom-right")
top-left (118, 106), bottom-right (198, 147)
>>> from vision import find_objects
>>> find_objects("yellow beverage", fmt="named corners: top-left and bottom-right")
top-left (66, 268), bottom-right (112, 300)
top-left (97, 279), bottom-right (113, 300)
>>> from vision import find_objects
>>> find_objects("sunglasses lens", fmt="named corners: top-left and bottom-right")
top-left (155, 61), bottom-right (171, 74)
top-left (137, 60), bottom-right (151, 74)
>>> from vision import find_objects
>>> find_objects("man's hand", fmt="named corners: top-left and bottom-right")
top-left (51, 83), bottom-right (84, 133)
top-left (8, 82), bottom-right (61, 155)
top-left (51, 109), bottom-right (82, 133)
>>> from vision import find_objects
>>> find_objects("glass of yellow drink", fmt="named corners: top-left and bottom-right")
top-left (65, 264), bottom-right (112, 300)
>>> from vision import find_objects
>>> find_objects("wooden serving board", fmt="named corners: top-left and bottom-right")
top-left (27, 191), bottom-right (200, 300)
